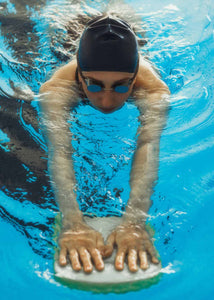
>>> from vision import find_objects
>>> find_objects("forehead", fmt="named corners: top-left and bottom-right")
top-left (82, 71), bottom-right (134, 82)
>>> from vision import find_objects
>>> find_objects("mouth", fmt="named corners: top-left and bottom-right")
top-left (99, 108), bottom-right (116, 113)
top-left (89, 102), bottom-right (124, 114)
top-left (93, 105), bottom-right (117, 114)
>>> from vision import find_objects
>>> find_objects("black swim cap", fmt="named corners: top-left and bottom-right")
top-left (77, 15), bottom-right (139, 73)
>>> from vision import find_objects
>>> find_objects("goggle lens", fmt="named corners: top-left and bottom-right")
top-left (87, 84), bottom-right (102, 92)
top-left (114, 85), bottom-right (129, 93)
top-left (87, 84), bottom-right (129, 93)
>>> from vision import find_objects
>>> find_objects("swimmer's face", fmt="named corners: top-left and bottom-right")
top-left (79, 71), bottom-right (136, 114)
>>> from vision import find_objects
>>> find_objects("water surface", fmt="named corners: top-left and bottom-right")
top-left (0, 0), bottom-right (214, 299)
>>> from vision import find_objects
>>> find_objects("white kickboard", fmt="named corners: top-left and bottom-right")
top-left (54, 217), bottom-right (162, 284)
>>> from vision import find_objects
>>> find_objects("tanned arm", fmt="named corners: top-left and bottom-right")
top-left (126, 58), bottom-right (170, 223)
top-left (39, 60), bottom-right (81, 224)
top-left (39, 60), bottom-right (105, 273)
top-left (105, 57), bottom-right (170, 272)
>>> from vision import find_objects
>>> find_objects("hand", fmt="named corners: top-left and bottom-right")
top-left (104, 223), bottom-right (159, 272)
top-left (58, 222), bottom-right (106, 273)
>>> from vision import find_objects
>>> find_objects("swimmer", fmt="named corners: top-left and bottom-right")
top-left (40, 15), bottom-right (170, 273)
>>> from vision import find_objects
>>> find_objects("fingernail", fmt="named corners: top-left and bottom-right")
top-left (141, 264), bottom-right (148, 270)
top-left (59, 259), bottom-right (66, 266)
top-left (97, 264), bottom-right (104, 271)
top-left (85, 266), bottom-right (93, 273)
top-left (130, 267), bottom-right (138, 273)
top-left (152, 257), bottom-right (159, 264)
top-left (117, 264), bottom-right (123, 270)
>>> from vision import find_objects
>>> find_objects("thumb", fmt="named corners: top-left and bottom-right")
top-left (96, 232), bottom-right (106, 256)
top-left (103, 231), bottom-right (115, 258)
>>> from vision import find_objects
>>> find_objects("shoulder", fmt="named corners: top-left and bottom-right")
top-left (51, 59), bottom-right (78, 81)
top-left (134, 56), bottom-right (169, 93)
top-left (40, 59), bottom-right (78, 93)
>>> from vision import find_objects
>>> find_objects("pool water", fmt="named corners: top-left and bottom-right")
top-left (0, 0), bottom-right (214, 299)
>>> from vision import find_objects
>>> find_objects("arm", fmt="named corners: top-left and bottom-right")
top-left (125, 82), bottom-right (170, 224)
top-left (39, 61), bottom-right (81, 225)
top-left (105, 58), bottom-right (170, 272)
top-left (39, 61), bottom-right (105, 272)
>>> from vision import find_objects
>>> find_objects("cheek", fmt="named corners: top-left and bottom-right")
top-left (117, 90), bottom-right (132, 103)
top-left (117, 93), bottom-right (130, 103)
top-left (85, 92), bottom-right (100, 103)
top-left (81, 85), bottom-right (99, 102)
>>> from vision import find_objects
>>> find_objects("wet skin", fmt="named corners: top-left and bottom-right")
top-left (59, 221), bottom-right (159, 273)
top-left (105, 224), bottom-right (159, 272)
top-left (58, 70), bottom-right (160, 273)
top-left (79, 70), bottom-right (136, 113)
top-left (59, 222), bottom-right (106, 273)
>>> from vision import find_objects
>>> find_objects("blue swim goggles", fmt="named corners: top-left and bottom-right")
top-left (78, 61), bottom-right (139, 94)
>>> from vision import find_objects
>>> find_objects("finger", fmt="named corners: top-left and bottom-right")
top-left (103, 232), bottom-right (115, 257)
top-left (79, 247), bottom-right (93, 273)
top-left (139, 250), bottom-right (149, 270)
top-left (59, 246), bottom-right (67, 266)
top-left (151, 256), bottom-right (160, 264)
top-left (89, 248), bottom-right (104, 271)
top-left (115, 247), bottom-right (127, 271)
top-left (69, 249), bottom-right (81, 271)
top-left (128, 248), bottom-right (138, 272)
top-left (144, 241), bottom-right (159, 264)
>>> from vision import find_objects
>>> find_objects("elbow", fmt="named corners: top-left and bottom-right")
top-left (157, 80), bottom-right (170, 96)
top-left (160, 84), bottom-right (170, 96)
top-left (165, 86), bottom-right (171, 96)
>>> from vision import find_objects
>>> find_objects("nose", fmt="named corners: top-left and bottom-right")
top-left (99, 91), bottom-right (115, 111)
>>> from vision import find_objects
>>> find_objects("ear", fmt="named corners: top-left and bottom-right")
top-left (77, 70), bottom-right (82, 83)
top-left (133, 77), bottom-right (137, 85)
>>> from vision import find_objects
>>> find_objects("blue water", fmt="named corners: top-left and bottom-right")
top-left (70, 102), bottom-right (140, 217)
top-left (0, 0), bottom-right (214, 299)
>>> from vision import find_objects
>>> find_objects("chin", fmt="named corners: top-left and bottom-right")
top-left (100, 108), bottom-right (116, 114)
top-left (96, 105), bottom-right (125, 114)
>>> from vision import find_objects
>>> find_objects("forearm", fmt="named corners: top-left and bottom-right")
top-left (49, 145), bottom-right (83, 227)
top-left (40, 82), bottom-right (83, 227)
top-left (123, 90), bottom-right (170, 224)
top-left (124, 140), bottom-right (159, 224)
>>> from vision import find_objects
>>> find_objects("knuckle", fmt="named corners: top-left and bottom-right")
top-left (128, 248), bottom-right (137, 255)
top-left (87, 248), bottom-right (96, 257)
top-left (69, 248), bottom-right (77, 256)
top-left (118, 246), bottom-right (127, 253)
top-left (144, 240), bottom-right (152, 248)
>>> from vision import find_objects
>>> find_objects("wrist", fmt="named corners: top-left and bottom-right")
top-left (122, 207), bottom-right (148, 225)
top-left (62, 210), bottom-right (84, 229)
top-left (121, 214), bottom-right (146, 228)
